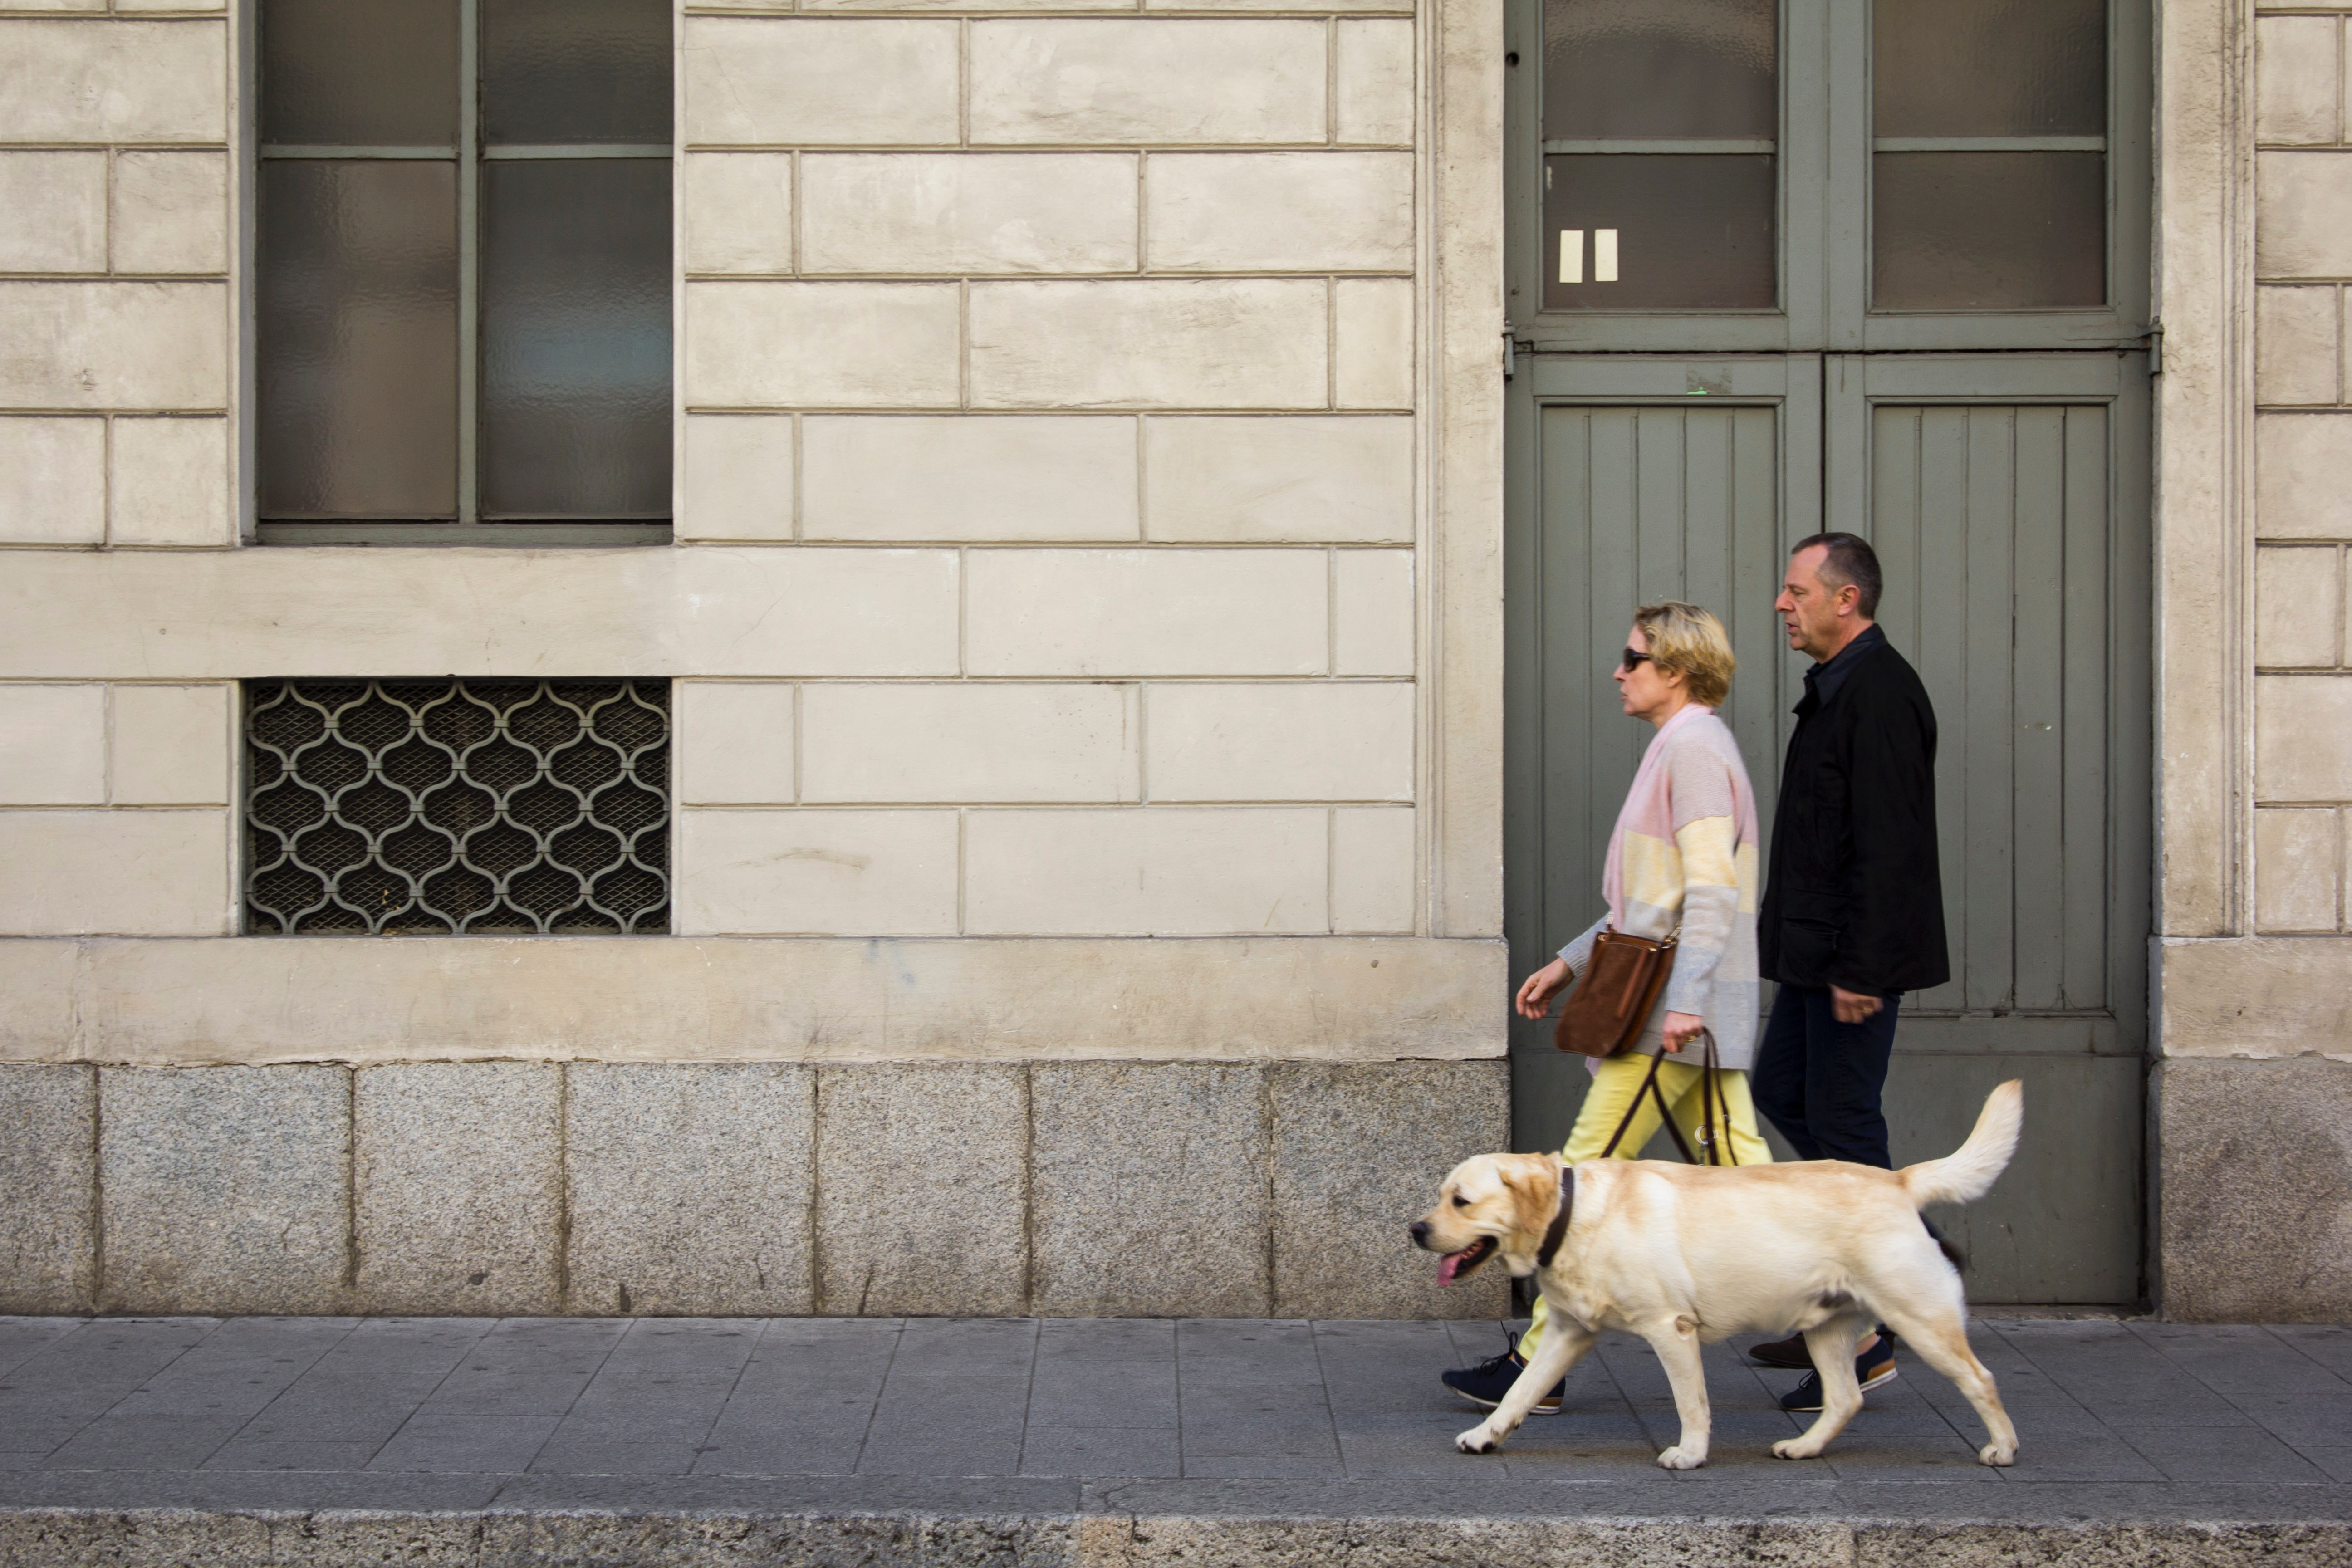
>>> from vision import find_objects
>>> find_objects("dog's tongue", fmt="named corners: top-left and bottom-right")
top-left (1436, 1250), bottom-right (1465, 1287)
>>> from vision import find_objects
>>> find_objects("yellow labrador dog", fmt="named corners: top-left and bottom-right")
top-left (1411, 1080), bottom-right (2022, 1471)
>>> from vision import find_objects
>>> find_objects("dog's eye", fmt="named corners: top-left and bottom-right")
top-left (1451, 1196), bottom-right (1469, 1208)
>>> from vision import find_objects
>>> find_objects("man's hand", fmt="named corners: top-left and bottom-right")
top-left (1661, 1010), bottom-right (1706, 1053)
top-left (1516, 958), bottom-right (1572, 1020)
top-left (1830, 984), bottom-right (1884, 1024)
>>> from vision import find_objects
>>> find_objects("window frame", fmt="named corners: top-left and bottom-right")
top-left (248, 0), bottom-right (676, 547)
top-left (1504, 0), bottom-right (2153, 355)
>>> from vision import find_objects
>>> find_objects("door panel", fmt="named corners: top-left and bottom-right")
top-left (1827, 354), bottom-right (2149, 1304)
top-left (1887, 1052), bottom-right (2142, 1303)
top-left (1506, 351), bottom-right (2150, 1303)
top-left (1505, 361), bottom-right (1816, 1165)
top-left (1868, 402), bottom-right (2112, 1018)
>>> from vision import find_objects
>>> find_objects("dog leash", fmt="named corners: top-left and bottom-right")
top-left (1536, 1163), bottom-right (1575, 1269)
top-left (1597, 1029), bottom-right (1738, 1167)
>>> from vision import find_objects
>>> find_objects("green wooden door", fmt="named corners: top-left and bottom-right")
top-left (1504, 0), bottom-right (2154, 1305)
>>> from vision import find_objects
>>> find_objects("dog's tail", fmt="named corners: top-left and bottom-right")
top-left (1898, 1081), bottom-right (2023, 1208)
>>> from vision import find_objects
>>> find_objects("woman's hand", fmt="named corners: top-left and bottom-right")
top-left (1515, 958), bottom-right (1572, 1020)
top-left (1661, 1011), bottom-right (1706, 1053)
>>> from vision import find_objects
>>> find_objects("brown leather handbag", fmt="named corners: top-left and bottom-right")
top-left (1552, 928), bottom-right (1678, 1059)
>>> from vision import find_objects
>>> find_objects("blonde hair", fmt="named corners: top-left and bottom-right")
top-left (1633, 601), bottom-right (1735, 707)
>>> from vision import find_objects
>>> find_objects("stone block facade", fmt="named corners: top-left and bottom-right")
top-left (0, 0), bottom-right (1506, 1319)
top-left (0, 1059), bottom-right (1511, 1320)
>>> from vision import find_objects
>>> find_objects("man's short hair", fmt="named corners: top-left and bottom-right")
top-left (1790, 531), bottom-right (1883, 620)
top-left (1633, 601), bottom-right (1735, 708)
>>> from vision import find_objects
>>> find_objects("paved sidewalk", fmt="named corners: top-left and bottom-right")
top-left (1, 1315), bottom-right (2347, 1565)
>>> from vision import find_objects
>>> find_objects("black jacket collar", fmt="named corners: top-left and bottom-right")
top-left (1798, 622), bottom-right (1887, 715)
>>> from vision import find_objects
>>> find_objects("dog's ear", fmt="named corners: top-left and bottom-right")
top-left (1497, 1155), bottom-right (1563, 1252)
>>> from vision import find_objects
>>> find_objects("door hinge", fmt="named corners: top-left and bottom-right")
top-left (2141, 323), bottom-right (2163, 376)
top-left (1503, 326), bottom-right (1534, 380)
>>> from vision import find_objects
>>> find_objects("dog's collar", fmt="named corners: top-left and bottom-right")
top-left (1535, 1164), bottom-right (1574, 1269)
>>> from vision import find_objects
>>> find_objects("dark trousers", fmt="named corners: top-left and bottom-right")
top-left (1752, 984), bottom-right (1902, 1168)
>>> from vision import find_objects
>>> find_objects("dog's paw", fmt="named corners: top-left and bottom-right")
top-left (1655, 1445), bottom-right (1707, 1470)
top-left (1978, 1441), bottom-right (2016, 1467)
top-left (1454, 1426), bottom-right (1501, 1455)
top-left (1771, 1438), bottom-right (1826, 1461)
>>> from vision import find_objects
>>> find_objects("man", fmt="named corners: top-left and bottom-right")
top-left (1747, 533), bottom-right (1949, 1412)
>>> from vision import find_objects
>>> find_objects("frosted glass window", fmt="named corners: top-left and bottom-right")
top-left (259, 0), bottom-right (672, 537)
top-left (484, 0), bottom-right (672, 146)
top-left (1543, 0), bottom-right (1777, 140)
top-left (258, 161), bottom-right (459, 518)
top-left (482, 161), bottom-right (672, 519)
top-left (1872, 153), bottom-right (2104, 309)
top-left (1544, 155), bottom-right (1776, 310)
top-left (262, 0), bottom-right (460, 147)
top-left (1875, 0), bottom-right (2104, 138)
top-left (1870, 0), bottom-right (2107, 310)
top-left (1539, 0), bottom-right (1779, 312)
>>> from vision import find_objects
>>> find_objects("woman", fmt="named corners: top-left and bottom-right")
top-left (1441, 601), bottom-right (1773, 1413)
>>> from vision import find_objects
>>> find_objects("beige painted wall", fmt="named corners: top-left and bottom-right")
top-left (0, 0), bottom-right (1507, 1060)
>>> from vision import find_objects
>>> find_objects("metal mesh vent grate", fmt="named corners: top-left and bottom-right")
top-left (245, 678), bottom-right (670, 935)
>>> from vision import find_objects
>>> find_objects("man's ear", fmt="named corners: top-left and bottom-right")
top-left (1498, 1156), bottom-right (1562, 1251)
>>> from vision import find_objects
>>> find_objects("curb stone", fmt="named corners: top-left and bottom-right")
top-left (5, 1509), bottom-right (2351, 1568)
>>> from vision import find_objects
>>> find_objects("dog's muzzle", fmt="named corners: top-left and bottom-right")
top-left (1408, 1222), bottom-right (1497, 1286)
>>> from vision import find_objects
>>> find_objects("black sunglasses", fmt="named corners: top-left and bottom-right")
top-left (1620, 647), bottom-right (1654, 672)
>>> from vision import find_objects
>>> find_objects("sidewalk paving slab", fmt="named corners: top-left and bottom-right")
top-left (0, 1315), bottom-right (2345, 1566)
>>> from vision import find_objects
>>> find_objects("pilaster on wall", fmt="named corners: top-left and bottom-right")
top-left (1426, 0), bottom-right (1507, 941)
top-left (2159, 0), bottom-right (2352, 965)
top-left (2155, 0), bottom-right (2258, 942)
top-left (2155, 0), bottom-right (2352, 1320)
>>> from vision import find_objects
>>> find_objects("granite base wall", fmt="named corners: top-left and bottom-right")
top-left (2155, 1056), bottom-right (2352, 1322)
top-left (0, 1058), bottom-right (1509, 1319)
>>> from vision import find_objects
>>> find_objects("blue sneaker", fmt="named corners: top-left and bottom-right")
top-left (1441, 1338), bottom-right (1565, 1414)
top-left (1778, 1333), bottom-right (1900, 1411)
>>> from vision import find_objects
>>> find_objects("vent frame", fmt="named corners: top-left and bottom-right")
top-left (243, 677), bottom-right (671, 936)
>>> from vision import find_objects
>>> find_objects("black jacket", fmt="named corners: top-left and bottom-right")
top-left (1758, 629), bottom-right (1950, 995)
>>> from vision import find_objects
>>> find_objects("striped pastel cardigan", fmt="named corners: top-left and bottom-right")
top-left (1558, 704), bottom-right (1765, 1071)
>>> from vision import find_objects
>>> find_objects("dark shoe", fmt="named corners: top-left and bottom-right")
top-left (1441, 1341), bottom-right (1564, 1414)
top-left (1779, 1334), bottom-right (1899, 1412)
top-left (1748, 1332), bottom-right (1814, 1369)
top-left (1749, 1322), bottom-right (1890, 1370)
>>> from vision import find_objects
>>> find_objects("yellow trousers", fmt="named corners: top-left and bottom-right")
top-left (1518, 1053), bottom-right (1774, 1359)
